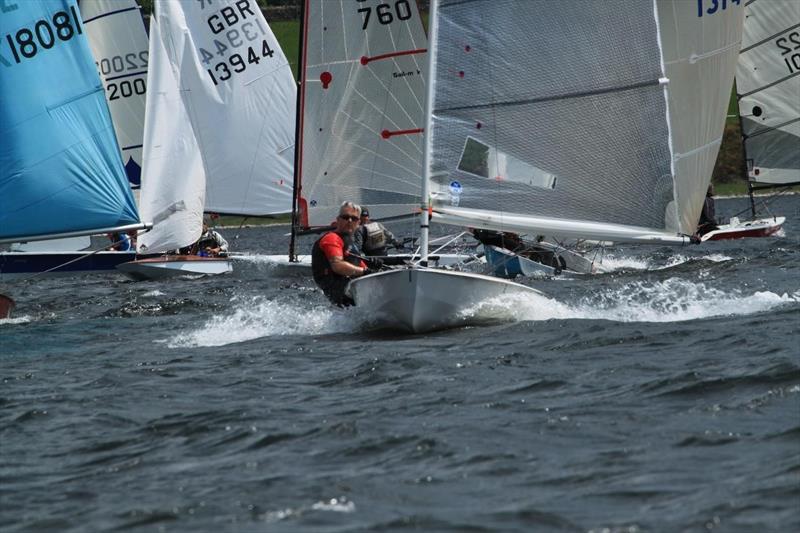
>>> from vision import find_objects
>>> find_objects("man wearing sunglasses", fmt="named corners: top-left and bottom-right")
top-left (312, 201), bottom-right (374, 306)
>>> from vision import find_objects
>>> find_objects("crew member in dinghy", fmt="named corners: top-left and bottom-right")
top-left (312, 202), bottom-right (377, 306)
top-left (107, 232), bottom-right (133, 251)
top-left (181, 221), bottom-right (229, 257)
top-left (354, 207), bottom-right (401, 256)
top-left (696, 184), bottom-right (719, 237)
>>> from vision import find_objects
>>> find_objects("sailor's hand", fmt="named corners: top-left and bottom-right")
top-left (366, 257), bottom-right (384, 270)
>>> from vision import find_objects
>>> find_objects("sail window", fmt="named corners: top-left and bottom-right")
top-left (456, 137), bottom-right (556, 190)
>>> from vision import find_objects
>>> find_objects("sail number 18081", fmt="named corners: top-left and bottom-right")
top-left (2, 6), bottom-right (82, 65)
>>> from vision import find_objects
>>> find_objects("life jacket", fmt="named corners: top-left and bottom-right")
top-left (360, 222), bottom-right (388, 255)
top-left (311, 232), bottom-right (362, 305)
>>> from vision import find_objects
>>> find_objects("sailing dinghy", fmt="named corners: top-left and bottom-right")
top-left (0, 0), bottom-right (145, 305)
top-left (701, 0), bottom-right (798, 242)
top-left (278, 0), bottom-right (477, 275)
top-left (349, 0), bottom-right (745, 333)
top-left (0, 0), bottom-right (149, 280)
top-left (118, 0), bottom-right (296, 280)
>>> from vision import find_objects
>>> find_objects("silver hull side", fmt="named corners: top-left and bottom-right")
top-left (348, 267), bottom-right (541, 333)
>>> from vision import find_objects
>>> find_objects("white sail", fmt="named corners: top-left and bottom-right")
top-left (425, 0), bottom-right (744, 243)
top-left (137, 1), bottom-right (205, 254)
top-left (139, 0), bottom-right (296, 254)
top-left (193, 1), bottom-right (296, 215)
top-left (79, 0), bottom-right (149, 193)
top-left (736, 0), bottom-right (800, 186)
top-left (298, 0), bottom-right (427, 227)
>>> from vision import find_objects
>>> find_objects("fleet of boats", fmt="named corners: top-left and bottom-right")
top-left (1, 0), bottom-right (797, 327)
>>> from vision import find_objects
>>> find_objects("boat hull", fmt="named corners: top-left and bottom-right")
top-left (348, 267), bottom-right (542, 333)
top-left (116, 255), bottom-right (233, 280)
top-left (701, 216), bottom-right (785, 241)
top-left (0, 293), bottom-right (14, 319)
top-left (0, 251), bottom-right (136, 281)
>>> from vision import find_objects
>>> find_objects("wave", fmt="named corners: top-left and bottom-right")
top-left (598, 253), bottom-right (732, 273)
top-left (470, 278), bottom-right (799, 324)
top-left (165, 294), bottom-right (361, 347)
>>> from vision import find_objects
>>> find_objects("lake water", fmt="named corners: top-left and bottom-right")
top-left (2, 194), bottom-right (798, 532)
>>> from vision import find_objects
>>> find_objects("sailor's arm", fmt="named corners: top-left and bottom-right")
top-left (329, 256), bottom-right (367, 277)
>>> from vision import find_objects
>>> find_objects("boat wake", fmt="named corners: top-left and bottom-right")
top-left (0, 315), bottom-right (31, 325)
top-left (598, 253), bottom-right (732, 273)
top-left (471, 278), bottom-right (799, 324)
top-left (166, 295), bottom-right (359, 347)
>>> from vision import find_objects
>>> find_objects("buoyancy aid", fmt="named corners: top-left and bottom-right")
top-left (311, 232), bottom-right (362, 305)
top-left (360, 222), bottom-right (388, 255)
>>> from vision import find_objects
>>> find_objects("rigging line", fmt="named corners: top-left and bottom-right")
top-left (82, 6), bottom-right (138, 24)
top-left (740, 22), bottom-right (800, 53)
top-left (744, 117), bottom-right (800, 139)
top-left (437, 78), bottom-right (662, 114)
top-left (11, 240), bottom-right (131, 284)
top-left (360, 48), bottom-right (427, 65)
top-left (739, 70), bottom-right (800, 98)
top-left (440, 0), bottom-right (487, 8)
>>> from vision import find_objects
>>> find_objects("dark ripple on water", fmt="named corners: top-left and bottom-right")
top-left (1, 196), bottom-right (799, 532)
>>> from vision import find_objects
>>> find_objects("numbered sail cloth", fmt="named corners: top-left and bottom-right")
top-left (0, 0), bottom-right (140, 242)
top-left (426, 0), bottom-right (744, 243)
top-left (79, 0), bottom-right (149, 190)
top-left (736, 0), bottom-right (800, 186)
top-left (138, 0), bottom-right (296, 253)
top-left (297, 0), bottom-right (428, 227)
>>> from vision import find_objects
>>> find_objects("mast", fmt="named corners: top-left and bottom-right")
top-left (734, 80), bottom-right (757, 219)
top-left (419, 0), bottom-right (440, 265)
top-left (289, 0), bottom-right (309, 262)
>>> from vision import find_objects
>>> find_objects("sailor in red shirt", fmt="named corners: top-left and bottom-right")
top-left (312, 202), bottom-right (371, 306)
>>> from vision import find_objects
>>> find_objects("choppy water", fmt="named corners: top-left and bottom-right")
top-left (2, 195), bottom-right (798, 532)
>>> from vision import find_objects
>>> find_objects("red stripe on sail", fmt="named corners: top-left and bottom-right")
top-left (360, 48), bottom-right (426, 65)
top-left (381, 128), bottom-right (424, 139)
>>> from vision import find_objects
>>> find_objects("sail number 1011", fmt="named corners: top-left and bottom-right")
top-left (206, 39), bottom-right (274, 86)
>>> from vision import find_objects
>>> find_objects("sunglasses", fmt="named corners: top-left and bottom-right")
top-left (338, 214), bottom-right (359, 222)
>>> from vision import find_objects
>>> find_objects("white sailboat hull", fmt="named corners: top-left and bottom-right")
top-left (117, 255), bottom-right (233, 280)
top-left (348, 267), bottom-right (541, 333)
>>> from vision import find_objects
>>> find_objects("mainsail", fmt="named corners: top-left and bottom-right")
top-left (79, 0), bottom-right (149, 191)
top-left (425, 0), bottom-right (744, 243)
top-left (138, 0), bottom-right (295, 253)
top-left (296, 0), bottom-right (428, 227)
top-left (736, 0), bottom-right (800, 187)
top-left (0, 0), bottom-right (141, 243)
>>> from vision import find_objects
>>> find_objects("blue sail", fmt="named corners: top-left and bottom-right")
top-left (0, 0), bottom-right (140, 241)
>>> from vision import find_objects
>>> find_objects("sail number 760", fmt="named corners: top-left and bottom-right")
top-left (357, 0), bottom-right (412, 30)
